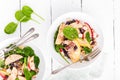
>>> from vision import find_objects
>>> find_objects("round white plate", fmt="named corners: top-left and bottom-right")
top-left (47, 12), bottom-right (104, 69)
top-left (0, 38), bottom-right (46, 80)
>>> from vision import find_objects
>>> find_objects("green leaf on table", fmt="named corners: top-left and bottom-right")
top-left (22, 5), bottom-right (44, 21)
top-left (83, 47), bottom-right (92, 54)
top-left (15, 10), bottom-right (31, 22)
top-left (63, 26), bottom-right (78, 40)
top-left (22, 5), bottom-right (33, 17)
top-left (4, 22), bottom-right (18, 34)
top-left (34, 55), bottom-right (40, 68)
top-left (85, 32), bottom-right (91, 43)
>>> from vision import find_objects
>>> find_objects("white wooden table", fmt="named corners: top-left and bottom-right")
top-left (0, 0), bottom-right (120, 80)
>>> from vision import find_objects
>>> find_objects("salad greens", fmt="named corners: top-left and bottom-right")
top-left (54, 19), bottom-right (98, 63)
top-left (4, 5), bottom-right (44, 34)
top-left (54, 27), bottom-right (59, 43)
top-left (24, 68), bottom-right (32, 80)
top-left (54, 29), bottom-right (70, 63)
top-left (0, 45), bottom-right (40, 80)
top-left (34, 55), bottom-right (40, 68)
top-left (0, 59), bottom-right (5, 68)
top-left (55, 44), bottom-right (64, 53)
top-left (15, 78), bottom-right (19, 80)
top-left (85, 32), bottom-right (91, 43)
top-left (23, 68), bottom-right (37, 80)
top-left (83, 47), bottom-right (92, 54)
top-left (55, 45), bottom-right (70, 63)
top-left (23, 46), bottom-right (35, 57)
top-left (63, 26), bottom-right (79, 40)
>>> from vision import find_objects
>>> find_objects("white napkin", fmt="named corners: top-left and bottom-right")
top-left (48, 52), bottom-right (107, 80)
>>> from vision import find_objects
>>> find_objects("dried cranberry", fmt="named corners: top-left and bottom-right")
top-left (75, 19), bottom-right (80, 24)
top-left (66, 19), bottom-right (76, 25)
top-left (63, 49), bottom-right (70, 58)
top-left (64, 37), bottom-right (68, 40)
top-left (74, 45), bottom-right (78, 50)
top-left (65, 42), bottom-right (75, 50)
top-left (59, 48), bottom-right (63, 52)
top-left (79, 28), bottom-right (85, 34)
top-left (63, 44), bottom-right (67, 47)
top-left (91, 41), bottom-right (95, 45)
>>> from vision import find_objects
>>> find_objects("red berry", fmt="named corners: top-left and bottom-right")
top-left (60, 48), bottom-right (63, 52)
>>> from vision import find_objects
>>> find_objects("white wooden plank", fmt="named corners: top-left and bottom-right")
top-left (82, 0), bottom-right (114, 80)
top-left (51, 0), bottom-right (81, 70)
top-left (20, 0), bottom-right (51, 79)
top-left (51, 0), bottom-right (81, 21)
top-left (0, 0), bottom-right (20, 41)
top-left (114, 0), bottom-right (120, 80)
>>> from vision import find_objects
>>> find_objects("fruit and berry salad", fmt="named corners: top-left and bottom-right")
top-left (0, 45), bottom-right (40, 80)
top-left (54, 19), bottom-right (98, 63)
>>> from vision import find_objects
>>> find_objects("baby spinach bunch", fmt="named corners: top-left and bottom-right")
top-left (4, 5), bottom-right (44, 34)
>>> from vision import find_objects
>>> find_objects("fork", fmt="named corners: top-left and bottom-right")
top-left (0, 27), bottom-right (39, 59)
top-left (52, 48), bottom-right (101, 74)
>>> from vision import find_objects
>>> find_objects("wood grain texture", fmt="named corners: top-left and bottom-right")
top-left (114, 0), bottom-right (120, 79)
top-left (51, 0), bottom-right (81, 21)
top-left (0, 0), bottom-right (20, 41)
top-left (82, 0), bottom-right (114, 80)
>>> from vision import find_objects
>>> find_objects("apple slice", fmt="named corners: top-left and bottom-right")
top-left (5, 54), bottom-right (23, 65)
top-left (0, 70), bottom-right (9, 79)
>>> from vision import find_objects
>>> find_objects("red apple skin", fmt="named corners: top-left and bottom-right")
top-left (0, 72), bottom-right (6, 79)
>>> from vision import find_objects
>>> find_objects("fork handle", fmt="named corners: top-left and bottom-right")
top-left (10, 28), bottom-right (35, 48)
top-left (52, 63), bottom-right (73, 74)
top-left (16, 34), bottom-right (39, 47)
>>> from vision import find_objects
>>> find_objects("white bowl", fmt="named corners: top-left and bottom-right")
top-left (0, 38), bottom-right (46, 80)
top-left (47, 12), bottom-right (104, 69)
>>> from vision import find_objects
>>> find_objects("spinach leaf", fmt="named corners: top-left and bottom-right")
top-left (15, 78), bottom-right (19, 80)
top-left (4, 5), bottom-right (44, 34)
top-left (63, 26), bottom-right (78, 40)
top-left (24, 68), bottom-right (37, 80)
top-left (24, 68), bottom-right (32, 80)
top-left (22, 6), bottom-right (33, 17)
top-left (34, 56), bottom-right (40, 68)
top-left (15, 10), bottom-right (31, 22)
top-left (54, 29), bottom-right (70, 64)
top-left (23, 46), bottom-right (35, 56)
top-left (0, 59), bottom-right (5, 68)
top-left (5, 48), bottom-right (16, 57)
top-left (22, 6), bottom-right (44, 21)
top-left (85, 32), bottom-right (91, 43)
top-left (55, 44), bottom-right (64, 53)
top-left (24, 57), bottom-right (27, 65)
top-left (30, 70), bottom-right (36, 76)
top-left (4, 22), bottom-right (18, 34)
top-left (54, 27), bottom-right (59, 43)
top-left (54, 44), bottom-right (70, 63)
top-left (15, 47), bottom-right (24, 55)
top-left (83, 47), bottom-right (92, 54)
